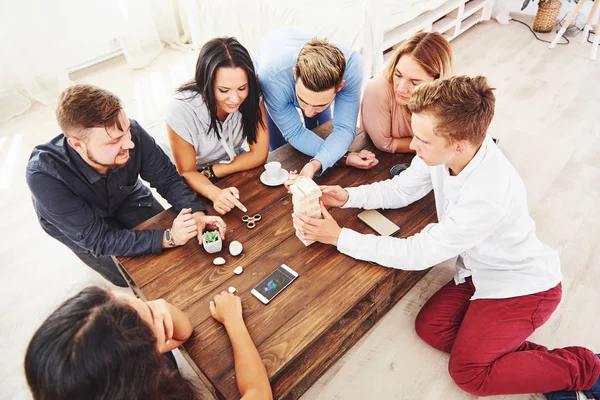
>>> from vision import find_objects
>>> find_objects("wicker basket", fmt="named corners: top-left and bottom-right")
top-left (533, 0), bottom-right (562, 32)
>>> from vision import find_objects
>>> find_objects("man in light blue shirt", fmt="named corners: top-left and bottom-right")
top-left (255, 27), bottom-right (378, 178)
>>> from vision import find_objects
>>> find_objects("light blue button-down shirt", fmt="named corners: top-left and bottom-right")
top-left (254, 27), bottom-right (364, 174)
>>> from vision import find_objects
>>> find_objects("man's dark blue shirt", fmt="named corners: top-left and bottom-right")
top-left (26, 120), bottom-right (206, 257)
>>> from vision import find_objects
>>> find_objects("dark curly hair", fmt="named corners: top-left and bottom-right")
top-left (24, 286), bottom-right (198, 400)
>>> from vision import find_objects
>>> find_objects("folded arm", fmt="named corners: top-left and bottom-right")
top-left (162, 301), bottom-right (194, 352)
top-left (361, 77), bottom-right (414, 154)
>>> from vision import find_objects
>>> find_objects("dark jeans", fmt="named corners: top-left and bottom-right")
top-left (74, 195), bottom-right (164, 287)
top-left (267, 106), bottom-right (332, 151)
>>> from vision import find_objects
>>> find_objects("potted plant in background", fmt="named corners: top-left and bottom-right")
top-left (522, 0), bottom-right (562, 32)
top-left (202, 230), bottom-right (222, 254)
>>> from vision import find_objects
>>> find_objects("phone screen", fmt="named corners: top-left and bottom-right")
top-left (252, 265), bottom-right (297, 302)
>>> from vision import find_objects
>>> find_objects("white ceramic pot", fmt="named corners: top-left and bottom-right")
top-left (202, 231), bottom-right (222, 254)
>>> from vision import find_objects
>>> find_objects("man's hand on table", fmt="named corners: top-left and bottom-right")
top-left (284, 149), bottom-right (378, 193)
top-left (161, 208), bottom-right (227, 249)
top-left (293, 202), bottom-right (342, 246)
top-left (162, 208), bottom-right (197, 248)
top-left (193, 211), bottom-right (227, 245)
top-left (345, 150), bottom-right (378, 169)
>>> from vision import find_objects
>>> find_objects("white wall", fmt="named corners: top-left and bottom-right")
top-left (505, 0), bottom-right (594, 19)
top-left (59, 1), bottom-right (123, 71)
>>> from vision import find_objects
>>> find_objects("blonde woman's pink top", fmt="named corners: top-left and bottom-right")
top-left (360, 74), bottom-right (413, 153)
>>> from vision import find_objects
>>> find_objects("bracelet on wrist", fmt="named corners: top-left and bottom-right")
top-left (209, 164), bottom-right (217, 179)
top-left (200, 164), bottom-right (219, 183)
top-left (165, 229), bottom-right (176, 247)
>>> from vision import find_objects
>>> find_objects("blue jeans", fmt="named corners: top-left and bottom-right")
top-left (267, 107), bottom-right (332, 151)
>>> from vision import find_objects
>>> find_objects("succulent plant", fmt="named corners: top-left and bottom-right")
top-left (203, 230), bottom-right (220, 243)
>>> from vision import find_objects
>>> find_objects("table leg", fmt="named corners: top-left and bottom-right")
top-left (112, 256), bottom-right (144, 299)
top-left (550, 0), bottom-right (589, 49)
top-left (591, 9), bottom-right (600, 60)
top-left (582, 0), bottom-right (600, 43)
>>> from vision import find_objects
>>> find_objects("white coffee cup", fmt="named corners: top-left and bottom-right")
top-left (264, 161), bottom-right (281, 181)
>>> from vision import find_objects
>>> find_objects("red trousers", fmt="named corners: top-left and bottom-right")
top-left (415, 278), bottom-right (600, 396)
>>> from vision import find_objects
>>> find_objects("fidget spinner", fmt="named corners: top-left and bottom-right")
top-left (242, 214), bottom-right (262, 229)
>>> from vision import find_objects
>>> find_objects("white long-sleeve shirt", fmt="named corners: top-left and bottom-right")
top-left (337, 137), bottom-right (562, 300)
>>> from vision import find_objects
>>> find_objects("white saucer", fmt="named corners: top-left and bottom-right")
top-left (260, 169), bottom-right (289, 186)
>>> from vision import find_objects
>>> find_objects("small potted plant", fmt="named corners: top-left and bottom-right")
top-left (202, 230), bottom-right (222, 254)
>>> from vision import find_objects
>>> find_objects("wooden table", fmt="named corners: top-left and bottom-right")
top-left (117, 130), bottom-right (437, 400)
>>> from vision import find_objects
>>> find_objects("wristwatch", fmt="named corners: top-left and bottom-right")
top-left (335, 152), bottom-right (350, 167)
top-left (200, 164), bottom-right (217, 182)
top-left (165, 229), bottom-right (176, 247)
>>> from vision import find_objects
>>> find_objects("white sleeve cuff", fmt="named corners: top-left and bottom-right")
top-left (341, 187), bottom-right (365, 209)
top-left (337, 227), bottom-right (363, 253)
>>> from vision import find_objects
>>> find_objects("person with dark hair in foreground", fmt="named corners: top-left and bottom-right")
top-left (25, 287), bottom-right (273, 400)
top-left (293, 76), bottom-right (600, 399)
top-left (26, 84), bottom-right (226, 287)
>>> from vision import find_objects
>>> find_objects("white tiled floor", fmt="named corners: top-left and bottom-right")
top-left (1, 17), bottom-right (599, 400)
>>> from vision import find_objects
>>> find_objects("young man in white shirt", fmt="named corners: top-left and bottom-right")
top-left (292, 76), bottom-right (600, 399)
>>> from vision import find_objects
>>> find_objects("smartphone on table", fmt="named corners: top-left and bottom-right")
top-left (251, 264), bottom-right (298, 305)
top-left (357, 210), bottom-right (401, 236)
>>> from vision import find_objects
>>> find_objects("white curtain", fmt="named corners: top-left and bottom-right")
top-left (114, 0), bottom-right (191, 69)
top-left (0, 0), bottom-right (191, 123)
top-left (0, 1), bottom-right (70, 122)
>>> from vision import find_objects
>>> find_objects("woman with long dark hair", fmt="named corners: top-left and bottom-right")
top-left (24, 287), bottom-right (272, 400)
top-left (160, 37), bottom-right (269, 215)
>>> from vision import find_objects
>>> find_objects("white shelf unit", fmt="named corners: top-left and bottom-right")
top-left (381, 0), bottom-right (493, 56)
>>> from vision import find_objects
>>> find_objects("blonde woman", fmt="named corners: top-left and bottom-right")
top-left (361, 32), bottom-right (454, 158)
